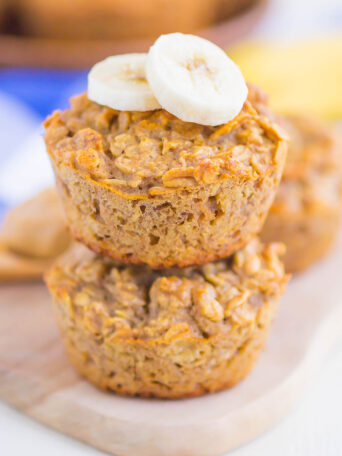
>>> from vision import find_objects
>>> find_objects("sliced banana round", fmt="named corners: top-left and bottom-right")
top-left (146, 33), bottom-right (248, 126)
top-left (88, 53), bottom-right (161, 112)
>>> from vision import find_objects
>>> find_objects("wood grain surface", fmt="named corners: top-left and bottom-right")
top-left (0, 236), bottom-right (341, 456)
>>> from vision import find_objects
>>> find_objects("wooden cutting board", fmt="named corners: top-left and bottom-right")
top-left (0, 238), bottom-right (342, 456)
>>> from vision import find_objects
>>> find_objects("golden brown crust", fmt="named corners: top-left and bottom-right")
top-left (46, 238), bottom-right (289, 398)
top-left (61, 328), bottom-right (269, 398)
top-left (45, 89), bottom-right (288, 268)
top-left (261, 115), bottom-right (342, 272)
top-left (44, 91), bottom-right (286, 193)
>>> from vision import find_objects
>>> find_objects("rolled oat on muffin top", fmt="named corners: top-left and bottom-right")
top-left (261, 114), bottom-right (342, 272)
top-left (44, 85), bottom-right (288, 268)
top-left (46, 237), bottom-right (289, 398)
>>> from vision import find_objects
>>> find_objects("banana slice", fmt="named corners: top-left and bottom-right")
top-left (146, 33), bottom-right (248, 126)
top-left (88, 53), bottom-right (161, 112)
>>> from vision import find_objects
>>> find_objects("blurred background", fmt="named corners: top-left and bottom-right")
top-left (0, 0), bottom-right (341, 215)
top-left (0, 1), bottom-right (342, 455)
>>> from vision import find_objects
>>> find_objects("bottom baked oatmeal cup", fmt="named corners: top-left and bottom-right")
top-left (46, 238), bottom-right (289, 399)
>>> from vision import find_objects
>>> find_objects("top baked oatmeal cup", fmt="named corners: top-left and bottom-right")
top-left (44, 86), bottom-right (287, 269)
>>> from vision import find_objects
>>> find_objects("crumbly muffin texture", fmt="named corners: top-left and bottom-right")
top-left (261, 114), bottom-right (342, 272)
top-left (44, 88), bottom-right (287, 268)
top-left (46, 238), bottom-right (289, 398)
top-left (45, 91), bottom-right (285, 194)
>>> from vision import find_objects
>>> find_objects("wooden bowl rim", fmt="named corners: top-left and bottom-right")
top-left (0, 0), bottom-right (267, 68)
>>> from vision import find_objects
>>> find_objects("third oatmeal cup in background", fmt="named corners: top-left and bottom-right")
top-left (261, 114), bottom-right (342, 272)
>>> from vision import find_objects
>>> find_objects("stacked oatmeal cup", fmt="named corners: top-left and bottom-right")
top-left (44, 33), bottom-right (290, 398)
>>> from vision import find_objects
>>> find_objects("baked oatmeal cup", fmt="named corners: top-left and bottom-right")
top-left (44, 87), bottom-right (287, 269)
top-left (261, 114), bottom-right (342, 272)
top-left (46, 238), bottom-right (289, 399)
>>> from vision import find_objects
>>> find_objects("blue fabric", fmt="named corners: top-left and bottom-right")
top-left (0, 68), bottom-right (88, 118)
top-left (0, 200), bottom-right (8, 221)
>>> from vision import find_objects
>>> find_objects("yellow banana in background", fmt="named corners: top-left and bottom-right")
top-left (229, 37), bottom-right (342, 120)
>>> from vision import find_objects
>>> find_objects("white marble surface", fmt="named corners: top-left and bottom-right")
top-left (1, 0), bottom-right (342, 454)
